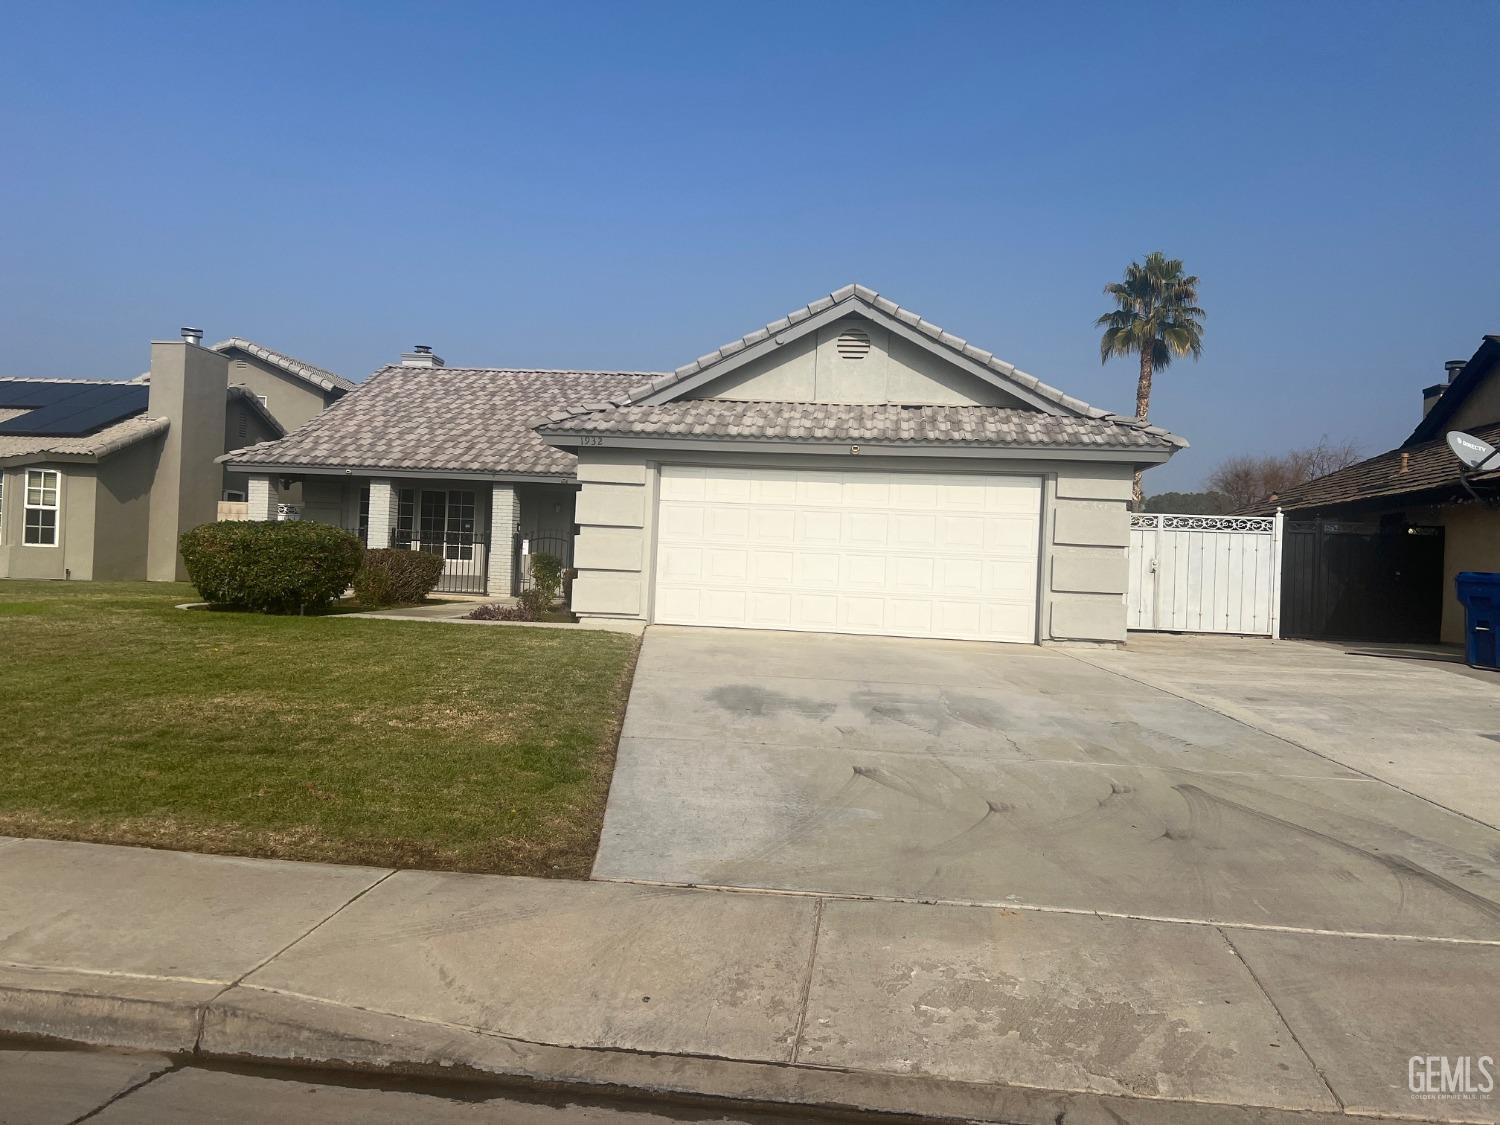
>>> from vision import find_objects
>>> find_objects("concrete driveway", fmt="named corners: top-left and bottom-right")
top-left (594, 628), bottom-right (1500, 941)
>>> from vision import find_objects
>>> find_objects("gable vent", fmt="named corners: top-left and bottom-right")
top-left (835, 327), bottom-right (872, 360)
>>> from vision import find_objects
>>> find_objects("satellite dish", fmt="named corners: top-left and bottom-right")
top-left (1448, 431), bottom-right (1499, 471)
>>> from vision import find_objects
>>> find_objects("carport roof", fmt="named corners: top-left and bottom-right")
top-left (537, 400), bottom-right (1186, 451)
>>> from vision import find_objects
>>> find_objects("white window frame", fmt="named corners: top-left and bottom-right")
top-left (23, 468), bottom-right (61, 547)
top-left (0, 471), bottom-right (6, 546)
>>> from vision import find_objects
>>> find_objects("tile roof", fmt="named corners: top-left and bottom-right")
top-left (212, 338), bottom-right (357, 394)
top-left (537, 401), bottom-right (1185, 450)
top-left (225, 367), bottom-right (662, 476)
top-left (0, 413), bottom-right (168, 464)
top-left (1242, 419), bottom-right (1500, 514)
top-left (608, 283), bottom-right (1118, 420)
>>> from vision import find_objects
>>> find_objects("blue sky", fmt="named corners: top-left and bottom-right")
top-left (3, 1), bottom-right (1496, 491)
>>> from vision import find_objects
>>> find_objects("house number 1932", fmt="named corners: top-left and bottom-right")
top-left (579, 436), bottom-right (605, 446)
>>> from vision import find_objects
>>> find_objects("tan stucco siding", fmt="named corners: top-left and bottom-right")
top-left (1046, 466), bottom-right (1133, 643)
top-left (1440, 504), bottom-right (1500, 644)
top-left (569, 447), bottom-right (1138, 643)
top-left (571, 454), bottom-right (653, 617)
top-left (1444, 367), bottom-right (1500, 434)
top-left (226, 356), bottom-right (336, 432)
top-left (696, 315), bottom-right (1025, 407)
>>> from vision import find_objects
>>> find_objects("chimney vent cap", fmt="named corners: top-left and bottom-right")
top-left (1445, 359), bottom-right (1467, 383)
top-left (181, 326), bottom-right (203, 346)
top-left (399, 345), bottom-right (445, 369)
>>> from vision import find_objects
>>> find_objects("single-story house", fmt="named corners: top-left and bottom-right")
top-left (1247, 335), bottom-right (1500, 644)
top-left (0, 331), bottom-right (347, 582)
top-left (227, 285), bottom-right (1185, 644)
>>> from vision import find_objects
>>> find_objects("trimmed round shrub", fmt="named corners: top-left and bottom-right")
top-left (353, 548), bottom-right (445, 607)
top-left (180, 521), bottom-right (364, 614)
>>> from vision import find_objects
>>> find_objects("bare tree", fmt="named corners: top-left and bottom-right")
top-left (1207, 438), bottom-right (1362, 509)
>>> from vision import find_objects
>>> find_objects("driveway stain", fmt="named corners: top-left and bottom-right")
top-left (707, 685), bottom-right (835, 720)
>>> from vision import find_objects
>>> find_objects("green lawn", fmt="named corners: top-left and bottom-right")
top-left (0, 581), bottom-right (639, 876)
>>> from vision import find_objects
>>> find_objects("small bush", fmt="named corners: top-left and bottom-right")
top-left (466, 587), bottom-right (548, 622)
top-left (181, 521), bottom-right (363, 614)
top-left (354, 549), bottom-right (445, 607)
top-left (528, 552), bottom-right (564, 607)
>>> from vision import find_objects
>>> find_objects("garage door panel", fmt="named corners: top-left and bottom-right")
top-left (939, 516), bottom-right (984, 550)
top-left (792, 593), bottom-right (839, 628)
top-left (795, 475), bottom-right (843, 506)
top-left (841, 554), bottom-right (888, 588)
top-left (659, 506), bottom-right (704, 539)
top-left (660, 467), bottom-right (707, 501)
top-left (892, 556), bottom-right (935, 591)
top-left (704, 508), bottom-right (749, 540)
top-left (750, 550), bottom-right (794, 583)
top-left (654, 466), bottom-right (1039, 643)
top-left (700, 589), bottom-right (747, 622)
top-left (845, 512), bottom-right (889, 547)
top-left (796, 510), bottom-right (842, 543)
top-left (938, 557), bottom-right (984, 594)
top-left (659, 545), bottom-right (703, 579)
top-left (706, 473), bottom-right (753, 503)
top-left (984, 516), bottom-right (1036, 552)
top-left (748, 508), bottom-right (795, 541)
top-left (795, 552), bottom-right (841, 586)
top-left (705, 549), bottom-right (748, 581)
top-left (893, 514), bottom-right (937, 548)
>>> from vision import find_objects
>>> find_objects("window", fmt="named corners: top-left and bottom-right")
top-left (23, 469), bottom-right (60, 546)
top-left (357, 486), bottom-right (370, 544)
top-left (394, 488), bottom-right (416, 548)
top-left (0, 473), bottom-right (5, 545)
top-left (222, 489), bottom-right (246, 502)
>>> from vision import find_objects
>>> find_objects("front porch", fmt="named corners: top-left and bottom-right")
top-left (243, 473), bottom-right (575, 597)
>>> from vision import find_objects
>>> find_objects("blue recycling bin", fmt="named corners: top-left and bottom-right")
top-left (1455, 572), bottom-right (1500, 670)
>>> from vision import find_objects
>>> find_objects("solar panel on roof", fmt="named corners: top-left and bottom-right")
top-left (0, 384), bottom-right (149, 436)
top-left (0, 381), bottom-right (94, 409)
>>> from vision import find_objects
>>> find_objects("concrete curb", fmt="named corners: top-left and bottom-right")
top-left (0, 972), bottom-right (1468, 1125)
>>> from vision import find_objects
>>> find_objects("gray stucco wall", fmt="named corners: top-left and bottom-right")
top-left (569, 447), bottom-right (1135, 642)
top-left (146, 341), bottom-right (229, 581)
top-left (225, 355), bottom-right (337, 432)
top-left (91, 435), bottom-right (162, 580)
top-left (698, 315), bottom-right (1024, 407)
top-left (221, 397), bottom-right (283, 499)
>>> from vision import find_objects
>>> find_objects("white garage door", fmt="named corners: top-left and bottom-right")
top-left (652, 465), bottom-right (1041, 642)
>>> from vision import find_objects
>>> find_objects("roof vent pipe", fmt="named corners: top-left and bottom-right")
top-left (181, 327), bottom-right (203, 346)
top-left (399, 344), bottom-right (445, 369)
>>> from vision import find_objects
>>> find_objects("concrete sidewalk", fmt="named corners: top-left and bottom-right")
top-left (1, 838), bottom-right (1496, 1125)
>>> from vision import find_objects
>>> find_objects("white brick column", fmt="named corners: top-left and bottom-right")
top-left (487, 483), bottom-right (519, 596)
top-left (367, 479), bottom-right (399, 549)
top-left (247, 475), bottom-right (277, 521)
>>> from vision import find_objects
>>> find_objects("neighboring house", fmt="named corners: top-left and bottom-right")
top-left (227, 285), bottom-right (1185, 643)
top-left (1247, 335), bottom-right (1500, 644)
top-left (210, 338), bottom-right (356, 503)
top-left (0, 329), bottom-right (350, 583)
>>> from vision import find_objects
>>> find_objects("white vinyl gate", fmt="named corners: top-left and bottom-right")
top-left (1127, 513), bottom-right (1285, 637)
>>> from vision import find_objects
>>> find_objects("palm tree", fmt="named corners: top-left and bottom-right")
top-left (1096, 252), bottom-right (1205, 506)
